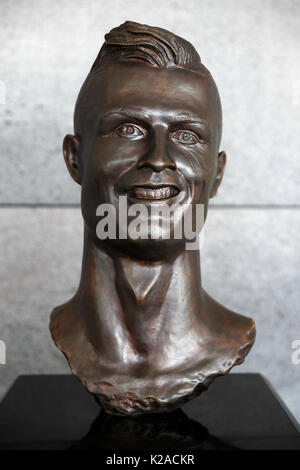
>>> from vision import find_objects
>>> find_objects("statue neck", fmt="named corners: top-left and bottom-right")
top-left (78, 227), bottom-right (204, 359)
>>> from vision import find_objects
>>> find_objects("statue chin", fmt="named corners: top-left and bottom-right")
top-left (97, 237), bottom-right (187, 262)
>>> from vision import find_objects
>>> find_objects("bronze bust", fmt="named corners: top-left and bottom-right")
top-left (50, 21), bottom-right (255, 416)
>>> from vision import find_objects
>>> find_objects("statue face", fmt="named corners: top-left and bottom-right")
top-left (64, 62), bottom-right (226, 260)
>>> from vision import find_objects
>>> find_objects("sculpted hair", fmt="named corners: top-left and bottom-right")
top-left (74, 21), bottom-right (221, 138)
top-left (92, 21), bottom-right (202, 69)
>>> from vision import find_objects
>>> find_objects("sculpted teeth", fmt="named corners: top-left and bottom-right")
top-left (132, 186), bottom-right (178, 200)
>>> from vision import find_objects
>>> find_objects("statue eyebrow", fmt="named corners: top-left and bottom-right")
top-left (102, 108), bottom-right (152, 122)
top-left (101, 108), bottom-right (209, 126)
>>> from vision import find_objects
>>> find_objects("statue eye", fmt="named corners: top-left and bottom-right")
top-left (115, 124), bottom-right (145, 140)
top-left (172, 130), bottom-right (201, 145)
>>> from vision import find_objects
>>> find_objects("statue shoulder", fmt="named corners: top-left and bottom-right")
top-left (49, 297), bottom-right (83, 352)
top-left (203, 290), bottom-right (256, 364)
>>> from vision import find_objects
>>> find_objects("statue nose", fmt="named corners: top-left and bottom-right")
top-left (137, 131), bottom-right (177, 172)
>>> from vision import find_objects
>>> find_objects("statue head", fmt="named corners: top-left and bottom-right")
top-left (63, 21), bottom-right (226, 260)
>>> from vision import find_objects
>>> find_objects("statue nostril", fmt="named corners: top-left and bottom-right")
top-left (137, 159), bottom-right (177, 172)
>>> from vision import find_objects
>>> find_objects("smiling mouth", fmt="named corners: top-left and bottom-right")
top-left (128, 185), bottom-right (180, 201)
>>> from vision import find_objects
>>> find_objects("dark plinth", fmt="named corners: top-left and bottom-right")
top-left (0, 373), bottom-right (299, 450)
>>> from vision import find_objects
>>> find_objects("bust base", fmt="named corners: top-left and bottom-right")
top-left (0, 373), bottom-right (299, 450)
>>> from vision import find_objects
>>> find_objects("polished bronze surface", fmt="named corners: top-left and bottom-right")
top-left (50, 21), bottom-right (255, 416)
top-left (70, 409), bottom-right (236, 450)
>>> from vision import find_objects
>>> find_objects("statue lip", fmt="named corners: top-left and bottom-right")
top-left (126, 184), bottom-right (181, 201)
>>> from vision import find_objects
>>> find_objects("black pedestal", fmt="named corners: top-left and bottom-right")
top-left (0, 373), bottom-right (299, 450)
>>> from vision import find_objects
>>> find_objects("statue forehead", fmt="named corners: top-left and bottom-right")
top-left (80, 62), bottom-right (221, 128)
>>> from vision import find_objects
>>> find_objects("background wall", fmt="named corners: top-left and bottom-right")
top-left (1, 0), bottom-right (300, 424)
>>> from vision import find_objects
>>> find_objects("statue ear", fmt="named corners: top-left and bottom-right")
top-left (210, 151), bottom-right (226, 198)
top-left (63, 134), bottom-right (82, 185)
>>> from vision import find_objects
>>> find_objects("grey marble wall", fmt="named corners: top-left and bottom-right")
top-left (0, 0), bottom-right (300, 425)
top-left (1, 0), bottom-right (300, 205)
